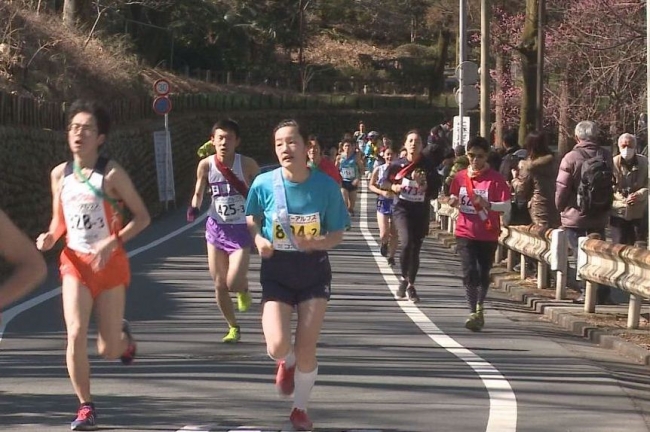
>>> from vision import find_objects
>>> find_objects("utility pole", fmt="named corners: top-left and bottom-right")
top-left (459, 0), bottom-right (467, 148)
top-left (535, 0), bottom-right (545, 130)
top-left (480, 0), bottom-right (490, 138)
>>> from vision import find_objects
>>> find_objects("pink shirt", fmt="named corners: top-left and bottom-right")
top-left (450, 168), bottom-right (511, 242)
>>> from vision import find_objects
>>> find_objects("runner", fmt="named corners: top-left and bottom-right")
top-left (448, 136), bottom-right (511, 331)
top-left (36, 99), bottom-right (151, 430)
top-left (0, 209), bottom-right (47, 314)
top-left (245, 119), bottom-right (349, 431)
top-left (307, 135), bottom-right (342, 185)
top-left (336, 138), bottom-right (362, 217)
top-left (368, 146), bottom-right (397, 266)
top-left (187, 119), bottom-right (260, 343)
top-left (382, 130), bottom-right (445, 302)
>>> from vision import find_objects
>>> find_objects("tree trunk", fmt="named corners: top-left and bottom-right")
top-left (494, 52), bottom-right (505, 149)
top-left (429, 29), bottom-right (451, 99)
top-left (518, 0), bottom-right (539, 145)
top-left (62, 0), bottom-right (91, 29)
top-left (557, 69), bottom-right (572, 156)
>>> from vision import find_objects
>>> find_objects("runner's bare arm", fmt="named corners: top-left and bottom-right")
top-left (246, 215), bottom-right (273, 258)
top-left (0, 209), bottom-right (47, 310)
top-left (105, 163), bottom-right (151, 243)
top-left (295, 230), bottom-right (344, 252)
top-left (243, 156), bottom-right (260, 185)
top-left (191, 159), bottom-right (209, 209)
top-left (48, 164), bottom-right (67, 241)
top-left (367, 166), bottom-right (387, 196)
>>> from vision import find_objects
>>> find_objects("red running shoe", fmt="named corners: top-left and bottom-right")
top-left (70, 404), bottom-right (97, 431)
top-left (120, 319), bottom-right (137, 365)
top-left (289, 408), bottom-right (313, 431)
top-left (275, 360), bottom-right (295, 396)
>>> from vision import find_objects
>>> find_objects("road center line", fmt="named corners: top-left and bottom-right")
top-left (358, 185), bottom-right (517, 432)
top-left (0, 214), bottom-right (208, 345)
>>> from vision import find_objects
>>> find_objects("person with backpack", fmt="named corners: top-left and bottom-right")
top-left (555, 120), bottom-right (614, 304)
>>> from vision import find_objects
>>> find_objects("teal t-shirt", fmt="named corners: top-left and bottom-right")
top-left (245, 168), bottom-right (350, 252)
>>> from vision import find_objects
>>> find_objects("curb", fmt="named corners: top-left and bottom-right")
top-left (428, 226), bottom-right (650, 366)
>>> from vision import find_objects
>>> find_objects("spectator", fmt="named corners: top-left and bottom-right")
top-left (445, 145), bottom-right (470, 192)
top-left (555, 120), bottom-right (613, 304)
top-left (439, 147), bottom-right (456, 195)
top-left (512, 131), bottom-right (560, 229)
top-left (499, 129), bottom-right (530, 226)
top-left (499, 129), bottom-right (527, 181)
top-left (610, 133), bottom-right (648, 245)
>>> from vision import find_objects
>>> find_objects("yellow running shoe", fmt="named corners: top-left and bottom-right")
top-left (222, 326), bottom-right (241, 343)
top-left (237, 291), bottom-right (252, 312)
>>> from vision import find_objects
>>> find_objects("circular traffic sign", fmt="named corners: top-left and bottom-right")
top-left (153, 79), bottom-right (171, 96)
top-left (153, 96), bottom-right (172, 115)
top-left (455, 85), bottom-right (480, 110)
top-left (455, 61), bottom-right (479, 85)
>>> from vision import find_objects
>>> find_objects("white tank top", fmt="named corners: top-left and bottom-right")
top-left (207, 154), bottom-right (248, 224)
top-left (60, 158), bottom-right (122, 253)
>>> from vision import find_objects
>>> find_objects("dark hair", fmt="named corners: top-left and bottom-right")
top-left (273, 119), bottom-right (305, 141)
top-left (467, 136), bottom-right (490, 153)
top-left (503, 129), bottom-right (519, 148)
top-left (443, 148), bottom-right (456, 159)
top-left (211, 119), bottom-right (240, 139)
top-left (405, 129), bottom-right (421, 140)
top-left (524, 131), bottom-right (552, 160)
top-left (67, 99), bottom-right (111, 136)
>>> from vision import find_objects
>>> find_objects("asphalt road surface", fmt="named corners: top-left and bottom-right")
top-left (1, 184), bottom-right (649, 432)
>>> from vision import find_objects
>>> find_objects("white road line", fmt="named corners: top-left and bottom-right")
top-left (0, 214), bottom-right (208, 345)
top-left (358, 185), bottom-right (517, 432)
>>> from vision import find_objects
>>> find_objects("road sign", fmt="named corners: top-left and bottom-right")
top-left (455, 61), bottom-right (479, 85)
top-left (455, 85), bottom-right (480, 110)
top-left (153, 79), bottom-right (171, 96)
top-left (153, 96), bottom-right (172, 116)
top-left (453, 116), bottom-right (471, 147)
top-left (153, 130), bottom-right (176, 202)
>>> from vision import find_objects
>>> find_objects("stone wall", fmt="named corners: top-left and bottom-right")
top-left (0, 108), bottom-right (452, 243)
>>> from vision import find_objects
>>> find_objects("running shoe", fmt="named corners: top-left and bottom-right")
top-left (289, 408), bottom-right (313, 431)
top-left (71, 404), bottom-right (97, 431)
top-left (222, 325), bottom-right (241, 343)
top-left (465, 313), bottom-right (482, 332)
top-left (407, 286), bottom-right (420, 303)
top-left (387, 257), bottom-right (396, 266)
top-left (120, 320), bottom-right (137, 365)
top-left (476, 304), bottom-right (485, 328)
top-left (380, 243), bottom-right (388, 257)
top-left (275, 359), bottom-right (296, 396)
top-left (237, 291), bottom-right (252, 312)
top-left (396, 279), bottom-right (408, 299)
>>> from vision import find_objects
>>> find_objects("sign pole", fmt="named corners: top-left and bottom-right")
top-left (459, 0), bottom-right (467, 148)
top-left (163, 113), bottom-right (169, 211)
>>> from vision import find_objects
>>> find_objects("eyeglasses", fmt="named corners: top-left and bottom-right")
top-left (467, 152), bottom-right (487, 159)
top-left (68, 123), bottom-right (97, 134)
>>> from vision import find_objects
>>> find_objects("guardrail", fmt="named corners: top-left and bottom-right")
top-left (435, 196), bottom-right (459, 234)
top-left (577, 237), bottom-right (649, 329)
top-left (499, 225), bottom-right (569, 300)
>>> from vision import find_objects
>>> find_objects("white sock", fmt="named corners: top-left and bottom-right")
top-left (284, 350), bottom-right (296, 368)
top-left (267, 348), bottom-right (295, 368)
top-left (292, 365), bottom-right (318, 411)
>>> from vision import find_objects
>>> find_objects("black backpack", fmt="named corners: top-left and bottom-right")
top-left (575, 148), bottom-right (613, 214)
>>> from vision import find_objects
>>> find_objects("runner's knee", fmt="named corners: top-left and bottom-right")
top-left (267, 340), bottom-right (292, 360)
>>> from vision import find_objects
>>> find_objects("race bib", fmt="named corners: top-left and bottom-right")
top-left (341, 166), bottom-right (356, 180)
top-left (459, 186), bottom-right (488, 214)
top-left (66, 201), bottom-right (111, 248)
top-left (273, 212), bottom-right (321, 251)
top-left (399, 178), bottom-right (425, 202)
top-left (213, 195), bottom-right (246, 224)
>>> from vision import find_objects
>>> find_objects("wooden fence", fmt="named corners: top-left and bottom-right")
top-left (0, 90), bottom-right (448, 131)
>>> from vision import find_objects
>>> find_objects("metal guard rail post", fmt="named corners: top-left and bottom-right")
top-left (499, 225), bottom-right (568, 300)
top-left (577, 237), bottom-right (650, 328)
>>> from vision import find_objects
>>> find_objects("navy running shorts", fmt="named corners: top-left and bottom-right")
top-left (341, 180), bottom-right (358, 192)
top-left (376, 198), bottom-right (393, 215)
top-left (260, 250), bottom-right (332, 306)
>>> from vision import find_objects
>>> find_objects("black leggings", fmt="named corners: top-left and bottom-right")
top-left (456, 237), bottom-right (498, 313)
top-left (393, 203), bottom-right (429, 284)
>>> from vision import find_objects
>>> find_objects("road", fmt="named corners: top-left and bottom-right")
top-left (1, 185), bottom-right (649, 432)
